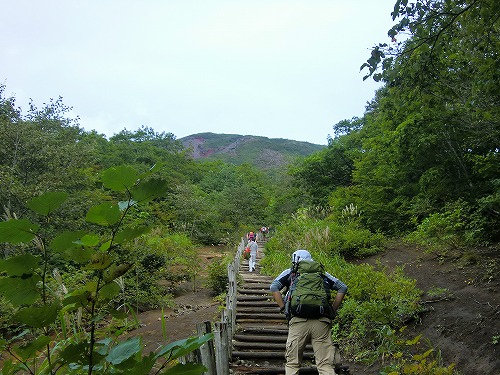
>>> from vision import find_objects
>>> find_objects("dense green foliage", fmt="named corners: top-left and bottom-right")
top-left (0, 86), bottom-right (283, 246)
top-left (261, 214), bottom-right (458, 372)
top-left (0, 84), bottom-right (306, 373)
top-left (206, 255), bottom-right (232, 296)
top-left (0, 169), bottom-right (212, 374)
top-left (293, 0), bottom-right (500, 252)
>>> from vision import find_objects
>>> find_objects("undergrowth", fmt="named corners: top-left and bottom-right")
top-left (260, 210), bottom-right (458, 373)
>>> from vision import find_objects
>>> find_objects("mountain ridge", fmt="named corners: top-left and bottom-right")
top-left (180, 132), bottom-right (325, 169)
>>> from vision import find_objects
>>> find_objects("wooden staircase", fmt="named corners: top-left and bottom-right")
top-left (230, 246), bottom-right (320, 374)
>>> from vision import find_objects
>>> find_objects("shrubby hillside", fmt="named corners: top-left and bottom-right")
top-left (180, 132), bottom-right (325, 169)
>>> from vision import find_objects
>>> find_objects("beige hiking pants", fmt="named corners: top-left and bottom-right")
top-left (285, 317), bottom-right (337, 375)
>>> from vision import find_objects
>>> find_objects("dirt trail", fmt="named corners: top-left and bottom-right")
top-left (125, 247), bottom-right (222, 353)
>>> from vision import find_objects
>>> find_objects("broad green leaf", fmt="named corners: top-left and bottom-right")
top-left (0, 219), bottom-right (39, 244)
top-left (118, 200), bottom-right (136, 211)
top-left (105, 336), bottom-right (142, 365)
top-left (27, 192), bottom-right (68, 216)
top-left (169, 334), bottom-right (214, 360)
top-left (86, 203), bottom-right (121, 226)
top-left (14, 303), bottom-right (60, 328)
top-left (101, 165), bottom-right (139, 192)
top-left (110, 308), bottom-right (128, 319)
top-left (13, 335), bottom-right (51, 361)
top-left (114, 226), bottom-right (151, 244)
top-left (50, 230), bottom-right (86, 252)
top-left (98, 281), bottom-right (121, 300)
top-left (85, 253), bottom-right (112, 270)
top-left (104, 263), bottom-right (133, 282)
top-left (0, 254), bottom-right (40, 276)
top-left (0, 359), bottom-right (16, 375)
top-left (155, 334), bottom-right (213, 361)
top-left (59, 342), bottom-right (89, 364)
top-left (115, 351), bottom-right (156, 375)
top-left (74, 234), bottom-right (100, 247)
top-left (62, 288), bottom-right (91, 309)
top-left (131, 178), bottom-right (168, 202)
top-left (64, 246), bottom-right (94, 263)
top-left (0, 275), bottom-right (42, 306)
top-left (85, 281), bottom-right (98, 293)
top-left (96, 337), bottom-right (113, 355)
top-left (100, 240), bottom-right (112, 251)
top-left (163, 363), bottom-right (207, 375)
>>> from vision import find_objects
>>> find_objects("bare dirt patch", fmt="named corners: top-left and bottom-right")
top-left (125, 246), bottom-right (226, 353)
top-left (355, 243), bottom-right (500, 374)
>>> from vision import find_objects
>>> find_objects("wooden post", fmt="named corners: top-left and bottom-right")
top-left (179, 350), bottom-right (198, 364)
top-left (225, 295), bottom-right (233, 358)
top-left (196, 321), bottom-right (216, 375)
top-left (214, 322), bottom-right (230, 375)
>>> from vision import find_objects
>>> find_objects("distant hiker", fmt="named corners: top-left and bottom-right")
top-left (270, 249), bottom-right (347, 375)
top-left (260, 226), bottom-right (268, 238)
top-left (247, 238), bottom-right (258, 272)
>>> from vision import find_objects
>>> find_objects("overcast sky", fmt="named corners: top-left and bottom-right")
top-left (1, 1), bottom-right (395, 145)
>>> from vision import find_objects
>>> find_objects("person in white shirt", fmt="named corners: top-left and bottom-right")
top-left (247, 239), bottom-right (258, 272)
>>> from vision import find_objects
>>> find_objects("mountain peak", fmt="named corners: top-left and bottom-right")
top-left (180, 133), bottom-right (324, 169)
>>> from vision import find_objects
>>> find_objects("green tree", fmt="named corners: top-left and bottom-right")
top-left (352, 0), bottom-right (500, 240)
top-left (0, 89), bottom-right (102, 236)
top-left (290, 117), bottom-right (363, 206)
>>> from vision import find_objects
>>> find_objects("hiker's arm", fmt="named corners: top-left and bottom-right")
top-left (270, 271), bottom-right (290, 310)
top-left (325, 274), bottom-right (348, 312)
top-left (332, 292), bottom-right (345, 312)
top-left (272, 291), bottom-right (285, 310)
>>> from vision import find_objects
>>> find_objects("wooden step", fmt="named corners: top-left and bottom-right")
top-left (232, 350), bottom-right (314, 359)
top-left (236, 312), bottom-right (284, 319)
top-left (237, 295), bottom-right (273, 301)
top-left (233, 334), bottom-right (287, 343)
top-left (237, 301), bottom-right (277, 307)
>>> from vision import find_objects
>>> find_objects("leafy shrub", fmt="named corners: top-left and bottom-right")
top-left (379, 334), bottom-right (456, 375)
top-left (206, 256), bottom-right (231, 295)
top-left (474, 180), bottom-right (500, 243)
top-left (405, 199), bottom-right (487, 253)
top-left (262, 210), bottom-right (384, 259)
top-left (327, 222), bottom-right (385, 258)
top-left (0, 296), bottom-right (17, 338)
top-left (261, 249), bottom-right (423, 365)
top-left (118, 231), bottom-right (201, 310)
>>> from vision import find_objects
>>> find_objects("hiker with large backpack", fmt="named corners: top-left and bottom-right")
top-left (270, 249), bottom-right (347, 375)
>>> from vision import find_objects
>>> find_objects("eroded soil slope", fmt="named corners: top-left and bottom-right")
top-left (356, 244), bottom-right (500, 374)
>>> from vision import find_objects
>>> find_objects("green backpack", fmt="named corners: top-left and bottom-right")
top-left (286, 260), bottom-right (334, 319)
